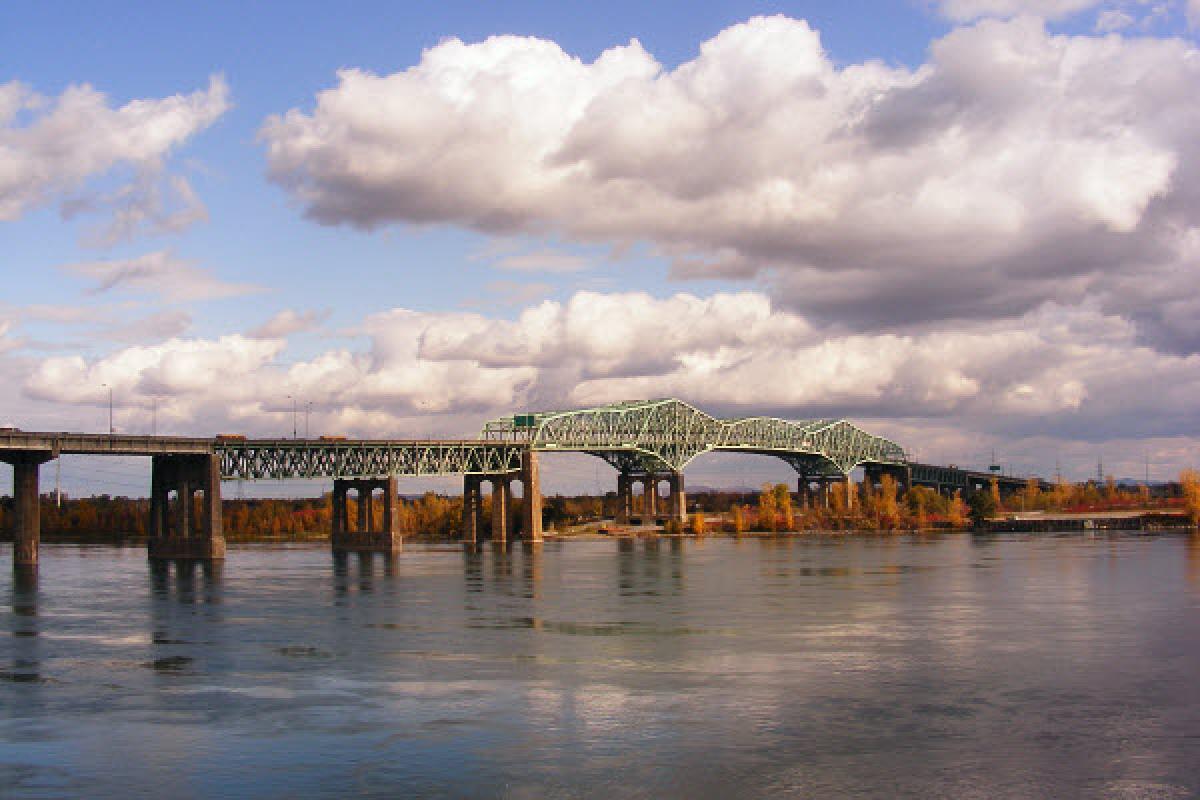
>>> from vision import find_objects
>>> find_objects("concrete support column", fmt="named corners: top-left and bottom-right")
top-left (176, 479), bottom-right (192, 539)
top-left (150, 457), bottom-right (166, 540)
top-left (797, 476), bottom-right (809, 509)
top-left (332, 477), bottom-right (401, 553)
top-left (491, 477), bottom-right (510, 543)
top-left (667, 471), bottom-right (686, 523)
top-left (820, 479), bottom-right (831, 509)
top-left (521, 449), bottom-right (542, 543)
top-left (358, 487), bottom-right (371, 533)
top-left (201, 453), bottom-right (222, 547)
top-left (331, 481), bottom-right (346, 538)
top-left (616, 473), bottom-right (633, 524)
top-left (644, 475), bottom-right (658, 519)
top-left (462, 475), bottom-right (481, 543)
top-left (12, 459), bottom-right (44, 567)
top-left (383, 475), bottom-right (399, 538)
top-left (149, 454), bottom-right (225, 560)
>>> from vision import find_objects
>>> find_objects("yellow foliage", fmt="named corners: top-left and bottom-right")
top-left (1181, 469), bottom-right (1200, 526)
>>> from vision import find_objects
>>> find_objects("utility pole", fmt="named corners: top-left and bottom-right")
top-left (288, 395), bottom-right (297, 439)
top-left (305, 401), bottom-right (312, 439)
top-left (55, 459), bottom-right (61, 508)
top-left (152, 397), bottom-right (158, 437)
top-left (102, 383), bottom-right (113, 434)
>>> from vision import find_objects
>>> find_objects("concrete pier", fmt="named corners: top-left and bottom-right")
top-left (521, 449), bottom-right (542, 542)
top-left (616, 473), bottom-right (633, 524)
top-left (644, 475), bottom-right (658, 518)
top-left (148, 454), bottom-right (225, 560)
top-left (666, 471), bottom-right (686, 524)
top-left (491, 476), bottom-right (510, 543)
top-left (4, 452), bottom-right (53, 567)
top-left (462, 475), bottom-right (483, 543)
top-left (331, 476), bottom-right (401, 552)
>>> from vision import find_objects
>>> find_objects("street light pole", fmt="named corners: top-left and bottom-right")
top-left (102, 383), bottom-right (113, 434)
top-left (305, 401), bottom-right (312, 439)
top-left (289, 395), bottom-right (297, 439)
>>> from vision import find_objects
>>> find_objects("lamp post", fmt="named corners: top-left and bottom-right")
top-left (102, 383), bottom-right (113, 434)
top-left (305, 401), bottom-right (312, 439)
top-left (288, 394), bottom-right (297, 439)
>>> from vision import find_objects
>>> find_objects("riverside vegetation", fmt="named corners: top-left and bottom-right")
top-left (3, 471), bottom-right (1198, 540)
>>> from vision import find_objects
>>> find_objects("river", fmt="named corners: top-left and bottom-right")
top-left (3, 533), bottom-right (1200, 798)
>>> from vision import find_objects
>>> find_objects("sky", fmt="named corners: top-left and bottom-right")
top-left (3, 0), bottom-right (1200, 497)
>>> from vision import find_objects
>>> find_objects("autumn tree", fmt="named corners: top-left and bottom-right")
top-left (1181, 469), bottom-right (1200, 526)
top-left (758, 484), bottom-right (778, 532)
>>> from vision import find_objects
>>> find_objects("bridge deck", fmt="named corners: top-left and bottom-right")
top-left (0, 432), bottom-right (527, 479)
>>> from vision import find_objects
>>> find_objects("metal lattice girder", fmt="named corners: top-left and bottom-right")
top-left (216, 440), bottom-right (525, 481)
top-left (483, 398), bottom-right (907, 475)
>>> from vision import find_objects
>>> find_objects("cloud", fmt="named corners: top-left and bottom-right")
top-left (62, 250), bottom-right (263, 302)
top-left (1095, 9), bottom-right (1135, 30)
top-left (473, 280), bottom-right (555, 307)
top-left (247, 308), bottom-right (329, 339)
top-left (98, 310), bottom-right (192, 344)
top-left (933, 0), bottom-right (1100, 20)
top-left (495, 248), bottom-right (589, 273)
top-left (21, 291), bottom-right (1200, 450)
top-left (261, 18), bottom-right (1200, 350)
top-left (0, 320), bottom-right (21, 355)
top-left (1190, 0), bottom-right (1200, 26)
top-left (0, 76), bottom-right (229, 236)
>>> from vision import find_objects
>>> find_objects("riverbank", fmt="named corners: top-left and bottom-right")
top-left (985, 509), bottom-right (1191, 532)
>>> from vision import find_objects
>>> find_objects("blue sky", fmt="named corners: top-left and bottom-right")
top-left (3, 0), bottom-right (1200, 495)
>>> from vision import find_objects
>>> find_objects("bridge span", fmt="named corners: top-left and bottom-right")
top-left (3, 398), bottom-right (1019, 570)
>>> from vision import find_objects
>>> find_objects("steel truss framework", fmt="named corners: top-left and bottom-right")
top-left (483, 398), bottom-right (907, 475)
top-left (217, 440), bottom-right (525, 481)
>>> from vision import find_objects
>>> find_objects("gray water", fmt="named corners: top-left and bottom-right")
top-left (3, 533), bottom-right (1200, 799)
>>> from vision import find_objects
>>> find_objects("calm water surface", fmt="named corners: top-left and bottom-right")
top-left (3, 533), bottom-right (1200, 799)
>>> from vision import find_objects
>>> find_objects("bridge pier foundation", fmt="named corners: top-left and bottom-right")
top-left (3, 451), bottom-right (54, 568)
top-left (616, 473), bottom-right (633, 524)
top-left (491, 476), bottom-right (510, 543)
top-left (644, 475), bottom-right (658, 519)
top-left (666, 472), bottom-right (686, 524)
top-left (462, 475), bottom-right (483, 543)
top-left (331, 477), bottom-right (401, 552)
top-left (522, 449), bottom-right (542, 543)
top-left (148, 454), bottom-right (226, 560)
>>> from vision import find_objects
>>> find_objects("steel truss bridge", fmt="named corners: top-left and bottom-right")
top-left (484, 398), bottom-right (907, 477)
top-left (4, 398), bottom-right (914, 566)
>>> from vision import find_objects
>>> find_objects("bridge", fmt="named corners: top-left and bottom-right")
top-left (3, 398), bottom-right (997, 570)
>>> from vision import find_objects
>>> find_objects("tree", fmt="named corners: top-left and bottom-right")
top-left (757, 484), bottom-right (778, 532)
top-left (1181, 469), bottom-right (1200, 526)
top-left (876, 475), bottom-right (900, 529)
top-left (689, 511), bottom-right (706, 536)
top-left (771, 484), bottom-right (794, 531)
top-left (731, 504), bottom-right (747, 535)
top-left (968, 490), bottom-right (997, 528)
top-left (947, 490), bottom-right (969, 529)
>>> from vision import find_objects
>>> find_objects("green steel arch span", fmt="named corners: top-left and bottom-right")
top-left (482, 398), bottom-right (907, 476)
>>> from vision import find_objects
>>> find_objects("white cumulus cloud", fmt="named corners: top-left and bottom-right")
top-left (261, 18), bottom-right (1200, 348)
top-left (0, 75), bottom-right (229, 237)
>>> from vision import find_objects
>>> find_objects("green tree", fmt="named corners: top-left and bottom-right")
top-left (968, 490), bottom-right (997, 528)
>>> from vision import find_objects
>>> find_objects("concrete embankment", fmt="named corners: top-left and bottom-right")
top-left (986, 510), bottom-right (1191, 532)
